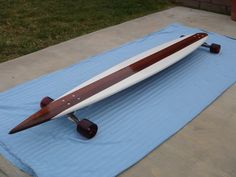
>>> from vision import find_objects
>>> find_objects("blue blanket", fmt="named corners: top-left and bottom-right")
top-left (0, 24), bottom-right (236, 177)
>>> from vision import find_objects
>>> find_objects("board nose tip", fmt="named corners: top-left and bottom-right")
top-left (8, 107), bottom-right (54, 135)
top-left (9, 128), bottom-right (17, 134)
top-left (8, 124), bottom-right (24, 134)
top-left (8, 120), bottom-right (29, 134)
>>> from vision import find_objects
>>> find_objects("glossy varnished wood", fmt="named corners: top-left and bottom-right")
top-left (9, 33), bottom-right (207, 134)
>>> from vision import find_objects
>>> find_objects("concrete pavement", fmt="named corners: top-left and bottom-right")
top-left (0, 6), bottom-right (236, 177)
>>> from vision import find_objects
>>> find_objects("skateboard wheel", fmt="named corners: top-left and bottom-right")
top-left (210, 43), bottom-right (221, 54)
top-left (77, 119), bottom-right (98, 139)
top-left (40, 96), bottom-right (54, 108)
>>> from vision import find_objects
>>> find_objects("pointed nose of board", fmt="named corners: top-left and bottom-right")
top-left (9, 128), bottom-right (19, 134)
top-left (9, 109), bottom-right (52, 134)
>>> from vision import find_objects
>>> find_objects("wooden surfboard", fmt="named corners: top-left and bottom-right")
top-left (9, 33), bottom-right (218, 137)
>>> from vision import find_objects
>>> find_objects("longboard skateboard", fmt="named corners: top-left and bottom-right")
top-left (9, 33), bottom-right (221, 139)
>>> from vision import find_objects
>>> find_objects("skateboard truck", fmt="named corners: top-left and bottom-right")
top-left (68, 113), bottom-right (98, 139)
top-left (180, 35), bottom-right (221, 54)
top-left (201, 42), bottom-right (221, 54)
top-left (40, 97), bottom-right (98, 139)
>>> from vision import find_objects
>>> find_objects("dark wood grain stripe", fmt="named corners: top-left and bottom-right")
top-left (10, 33), bottom-right (207, 133)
